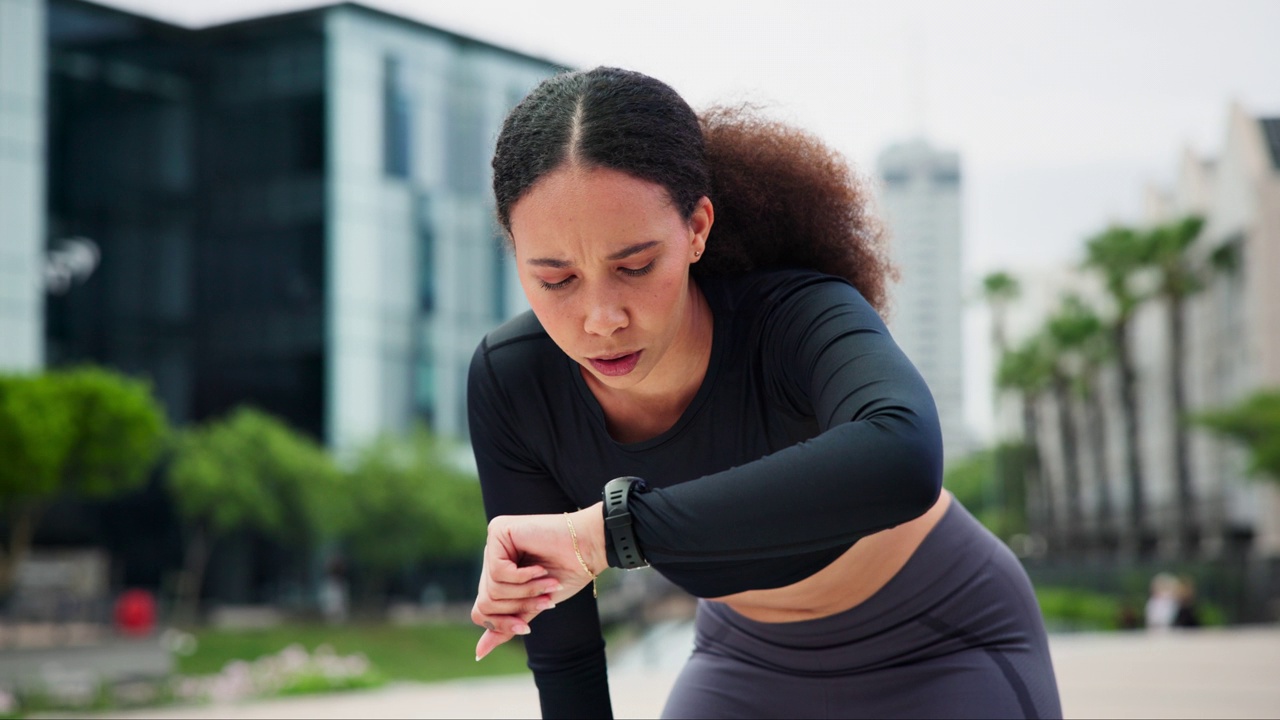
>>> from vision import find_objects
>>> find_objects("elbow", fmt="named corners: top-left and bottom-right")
top-left (877, 407), bottom-right (944, 524)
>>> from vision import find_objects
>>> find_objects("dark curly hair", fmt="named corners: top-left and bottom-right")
top-left (492, 67), bottom-right (893, 315)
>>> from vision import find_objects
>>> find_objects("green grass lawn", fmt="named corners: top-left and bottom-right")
top-left (180, 623), bottom-right (531, 683)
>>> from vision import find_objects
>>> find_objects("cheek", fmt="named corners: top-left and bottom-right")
top-left (649, 270), bottom-right (687, 320)
top-left (527, 294), bottom-right (572, 340)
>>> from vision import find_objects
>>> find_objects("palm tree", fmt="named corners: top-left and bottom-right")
top-left (1083, 225), bottom-right (1154, 557)
top-left (1046, 294), bottom-right (1115, 551)
top-left (981, 271), bottom-right (1021, 357)
top-left (998, 336), bottom-right (1056, 551)
top-left (1144, 215), bottom-right (1206, 556)
top-left (981, 271), bottom-right (1022, 533)
top-left (1042, 311), bottom-right (1085, 552)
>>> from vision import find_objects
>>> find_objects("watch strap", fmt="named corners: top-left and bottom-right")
top-left (602, 476), bottom-right (648, 570)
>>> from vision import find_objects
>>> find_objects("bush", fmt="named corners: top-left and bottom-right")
top-left (1036, 586), bottom-right (1126, 631)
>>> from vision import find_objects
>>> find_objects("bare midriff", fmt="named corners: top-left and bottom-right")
top-left (708, 491), bottom-right (953, 623)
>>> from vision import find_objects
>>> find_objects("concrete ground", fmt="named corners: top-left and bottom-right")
top-left (76, 624), bottom-right (1280, 719)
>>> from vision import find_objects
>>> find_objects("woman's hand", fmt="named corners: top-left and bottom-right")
top-left (472, 503), bottom-right (606, 660)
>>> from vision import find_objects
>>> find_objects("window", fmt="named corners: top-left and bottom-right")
top-left (383, 55), bottom-right (412, 179)
top-left (415, 192), bottom-right (436, 311)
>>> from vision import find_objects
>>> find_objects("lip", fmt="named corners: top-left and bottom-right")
top-left (587, 351), bottom-right (642, 377)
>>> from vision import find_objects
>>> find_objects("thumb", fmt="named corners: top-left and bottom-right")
top-left (476, 628), bottom-right (514, 662)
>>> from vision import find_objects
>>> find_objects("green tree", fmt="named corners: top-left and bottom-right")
top-left (1144, 215), bottom-right (1207, 554)
top-left (0, 367), bottom-right (167, 595)
top-left (1193, 390), bottom-right (1280, 483)
top-left (980, 271), bottom-right (1022, 528)
top-left (167, 407), bottom-right (341, 622)
top-left (1046, 294), bottom-right (1115, 551)
top-left (997, 336), bottom-right (1056, 547)
top-left (945, 447), bottom-right (1031, 538)
top-left (981, 271), bottom-right (1021, 357)
top-left (341, 428), bottom-right (486, 604)
top-left (1083, 225), bottom-right (1155, 556)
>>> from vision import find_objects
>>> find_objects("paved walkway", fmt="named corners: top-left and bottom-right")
top-left (76, 624), bottom-right (1280, 719)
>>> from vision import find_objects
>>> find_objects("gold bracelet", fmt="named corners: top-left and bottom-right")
top-left (564, 512), bottom-right (598, 598)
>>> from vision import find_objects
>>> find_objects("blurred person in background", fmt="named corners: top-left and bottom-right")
top-left (1146, 572), bottom-right (1180, 631)
top-left (319, 556), bottom-right (349, 625)
top-left (468, 67), bottom-right (1062, 719)
top-left (1173, 576), bottom-right (1202, 629)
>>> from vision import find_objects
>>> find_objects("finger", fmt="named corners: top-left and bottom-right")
top-left (475, 628), bottom-right (513, 661)
top-left (471, 603), bottom-right (536, 637)
top-left (475, 593), bottom-right (556, 617)
top-left (484, 577), bottom-right (563, 602)
top-left (485, 539), bottom-right (548, 583)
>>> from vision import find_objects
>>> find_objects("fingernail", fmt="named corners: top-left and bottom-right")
top-left (551, 584), bottom-right (563, 592)
top-left (475, 655), bottom-right (481, 662)
top-left (514, 624), bottom-right (531, 635)
top-left (537, 600), bottom-right (555, 611)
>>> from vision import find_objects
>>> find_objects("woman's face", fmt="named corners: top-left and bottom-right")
top-left (508, 165), bottom-right (712, 394)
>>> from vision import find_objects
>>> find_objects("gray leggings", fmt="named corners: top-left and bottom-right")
top-left (662, 500), bottom-right (1062, 719)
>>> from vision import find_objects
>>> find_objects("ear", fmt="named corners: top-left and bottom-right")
top-left (689, 196), bottom-right (714, 261)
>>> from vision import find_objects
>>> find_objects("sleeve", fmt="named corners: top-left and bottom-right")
top-left (468, 342), bottom-right (614, 720)
top-left (626, 275), bottom-right (944, 593)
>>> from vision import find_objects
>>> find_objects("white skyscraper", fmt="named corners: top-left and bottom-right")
top-left (877, 139), bottom-right (968, 459)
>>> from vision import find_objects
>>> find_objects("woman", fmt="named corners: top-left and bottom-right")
top-left (469, 66), bottom-right (1061, 719)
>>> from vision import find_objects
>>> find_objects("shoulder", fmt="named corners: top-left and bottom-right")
top-left (478, 309), bottom-right (548, 354)
top-left (473, 310), bottom-right (556, 370)
top-left (469, 311), bottom-right (564, 398)
top-left (706, 268), bottom-right (879, 327)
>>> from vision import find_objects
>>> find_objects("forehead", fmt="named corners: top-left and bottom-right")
top-left (508, 166), bottom-right (680, 252)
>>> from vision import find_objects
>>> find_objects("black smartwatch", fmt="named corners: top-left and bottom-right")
top-left (602, 476), bottom-right (649, 569)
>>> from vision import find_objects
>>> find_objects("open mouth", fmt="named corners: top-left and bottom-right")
top-left (588, 351), bottom-right (642, 377)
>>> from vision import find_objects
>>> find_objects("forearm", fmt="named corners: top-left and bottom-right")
top-left (622, 412), bottom-right (942, 564)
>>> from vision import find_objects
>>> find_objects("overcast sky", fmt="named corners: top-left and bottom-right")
top-left (95, 0), bottom-right (1280, 441)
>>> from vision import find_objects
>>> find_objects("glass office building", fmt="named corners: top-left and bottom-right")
top-left (45, 0), bottom-right (562, 450)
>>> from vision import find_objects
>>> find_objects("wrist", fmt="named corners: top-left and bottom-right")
top-left (571, 504), bottom-right (607, 577)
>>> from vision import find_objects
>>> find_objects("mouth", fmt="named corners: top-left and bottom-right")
top-left (587, 351), bottom-right (642, 377)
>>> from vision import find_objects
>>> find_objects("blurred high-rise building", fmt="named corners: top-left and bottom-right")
top-left (877, 139), bottom-right (970, 460)
top-left (0, 0), bottom-right (46, 371)
top-left (40, 0), bottom-right (562, 453)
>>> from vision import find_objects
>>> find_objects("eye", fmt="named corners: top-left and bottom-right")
top-left (538, 276), bottom-right (575, 291)
top-left (620, 262), bottom-right (655, 278)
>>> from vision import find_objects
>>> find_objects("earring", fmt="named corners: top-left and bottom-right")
top-left (694, 250), bottom-right (702, 258)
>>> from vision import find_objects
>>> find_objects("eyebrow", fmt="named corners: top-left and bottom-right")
top-left (526, 241), bottom-right (661, 268)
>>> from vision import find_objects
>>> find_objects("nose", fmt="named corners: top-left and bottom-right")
top-left (582, 288), bottom-right (628, 337)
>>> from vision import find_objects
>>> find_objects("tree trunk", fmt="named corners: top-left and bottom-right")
top-left (1114, 320), bottom-right (1152, 557)
top-left (1168, 293), bottom-right (1197, 556)
top-left (0, 503), bottom-right (45, 598)
top-left (1022, 395), bottom-right (1053, 551)
top-left (1084, 373), bottom-right (1115, 552)
top-left (1053, 374), bottom-right (1083, 553)
top-left (175, 525), bottom-right (212, 627)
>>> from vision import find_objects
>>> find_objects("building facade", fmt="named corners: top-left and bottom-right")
top-left (1150, 104), bottom-right (1280, 562)
top-left (0, 0), bottom-right (46, 372)
top-left (43, 0), bottom-right (560, 453)
top-left (877, 139), bottom-right (969, 460)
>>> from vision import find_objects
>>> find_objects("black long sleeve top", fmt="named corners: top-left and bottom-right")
top-left (467, 269), bottom-right (943, 719)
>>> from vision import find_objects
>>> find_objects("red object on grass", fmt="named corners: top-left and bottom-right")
top-left (114, 589), bottom-right (156, 636)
